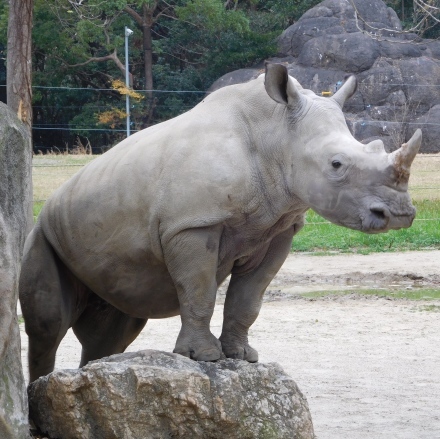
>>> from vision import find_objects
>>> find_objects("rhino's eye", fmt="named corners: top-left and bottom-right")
top-left (332, 160), bottom-right (342, 169)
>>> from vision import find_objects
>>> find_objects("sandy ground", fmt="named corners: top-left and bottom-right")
top-left (20, 250), bottom-right (440, 439)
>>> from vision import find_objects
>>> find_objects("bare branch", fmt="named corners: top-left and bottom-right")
top-left (414, 0), bottom-right (440, 24)
top-left (67, 49), bottom-right (133, 84)
top-left (415, 0), bottom-right (440, 13)
top-left (68, 53), bottom-right (115, 67)
top-left (349, 0), bottom-right (439, 42)
top-left (124, 5), bottom-right (143, 27)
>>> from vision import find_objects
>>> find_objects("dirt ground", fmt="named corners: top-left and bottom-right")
top-left (20, 250), bottom-right (440, 439)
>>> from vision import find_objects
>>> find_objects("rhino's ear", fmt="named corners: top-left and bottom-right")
top-left (264, 63), bottom-right (302, 107)
top-left (332, 75), bottom-right (357, 108)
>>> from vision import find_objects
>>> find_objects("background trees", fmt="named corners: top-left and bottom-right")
top-left (1, 0), bottom-right (438, 152)
top-left (385, 0), bottom-right (440, 37)
top-left (28, 0), bottom-right (296, 150)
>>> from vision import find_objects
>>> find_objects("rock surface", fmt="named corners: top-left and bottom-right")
top-left (210, 0), bottom-right (440, 153)
top-left (0, 102), bottom-right (32, 438)
top-left (28, 350), bottom-right (315, 439)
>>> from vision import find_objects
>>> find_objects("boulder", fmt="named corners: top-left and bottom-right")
top-left (28, 350), bottom-right (315, 439)
top-left (0, 102), bottom-right (32, 438)
top-left (297, 32), bottom-right (381, 73)
top-left (210, 0), bottom-right (440, 152)
top-left (277, 0), bottom-right (401, 58)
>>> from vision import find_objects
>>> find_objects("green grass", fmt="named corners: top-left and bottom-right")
top-left (293, 200), bottom-right (440, 254)
top-left (33, 201), bottom-right (45, 220)
top-left (301, 288), bottom-right (440, 301)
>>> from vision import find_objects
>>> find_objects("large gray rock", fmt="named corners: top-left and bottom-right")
top-left (278, 0), bottom-right (402, 58)
top-left (28, 350), bottom-right (315, 439)
top-left (0, 103), bottom-right (31, 438)
top-left (210, 0), bottom-right (440, 152)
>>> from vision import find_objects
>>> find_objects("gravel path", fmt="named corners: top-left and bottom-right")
top-left (21, 250), bottom-right (440, 439)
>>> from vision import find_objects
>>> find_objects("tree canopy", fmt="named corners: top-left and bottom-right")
top-left (24, 0), bottom-right (317, 151)
top-left (1, 0), bottom-right (437, 152)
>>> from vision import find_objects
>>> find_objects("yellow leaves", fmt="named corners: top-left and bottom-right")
top-left (96, 80), bottom-right (144, 128)
top-left (97, 108), bottom-right (127, 128)
top-left (111, 79), bottom-right (144, 101)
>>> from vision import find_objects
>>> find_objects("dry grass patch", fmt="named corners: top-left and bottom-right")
top-left (409, 153), bottom-right (440, 201)
top-left (33, 154), bottom-right (97, 202)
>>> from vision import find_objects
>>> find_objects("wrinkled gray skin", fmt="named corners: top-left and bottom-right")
top-left (20, 64), bottom-right (421, 382)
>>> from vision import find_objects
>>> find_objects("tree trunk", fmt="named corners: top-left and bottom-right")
top-left (142, 4), bottom-right (154, 99)
top-left (7, 0), bottom-right (34, 235)
top-left (7, 0), bottom-right (33, 137)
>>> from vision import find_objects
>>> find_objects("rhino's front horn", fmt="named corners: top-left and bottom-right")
top-left (390, 129), bottom-right (422, 176)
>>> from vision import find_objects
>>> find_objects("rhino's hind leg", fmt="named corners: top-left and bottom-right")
top-left (19, 227), bottom-right (82, 382)
top-left (72, 294), bottom-right (147, 367)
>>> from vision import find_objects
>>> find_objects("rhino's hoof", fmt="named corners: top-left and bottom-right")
top-left (222, 345), bottom-right (259, 363)
top-left (173, 345), bottom-right (221, 362)
top-left (193, 347), bottom-right (221, 362)
top-left (244, 345), bottom-right (258, 363)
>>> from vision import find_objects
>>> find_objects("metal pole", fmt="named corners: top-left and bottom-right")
top-left (125, 27), bottom-right (132, 137)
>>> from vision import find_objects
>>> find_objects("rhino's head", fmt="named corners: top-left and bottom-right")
top-left (264, 63), bottom-right (422, 234)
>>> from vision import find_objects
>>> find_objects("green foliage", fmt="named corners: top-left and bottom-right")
top-left (0, 2), bottom-right (8, 43)
top-left (293, 200), bottom-right (440, 254)
top-left (21, 0), bottom-right (302, 150)
top-left (177, 0), bottom-right (250, 33)
top-left (247, 0), bottom-right (322, 29)
top-left (154, 0), bottom-right (282, 95)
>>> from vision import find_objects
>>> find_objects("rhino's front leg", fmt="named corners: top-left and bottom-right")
top-left (220, 225), bottom-right (300, 362)
top-left (164, 226), bottom-right (222, 361)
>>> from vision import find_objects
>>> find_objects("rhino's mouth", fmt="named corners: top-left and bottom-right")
top-left (361, 204), bottom-right (415, 234)
top-left (363, 207), bottom-right (389, 233)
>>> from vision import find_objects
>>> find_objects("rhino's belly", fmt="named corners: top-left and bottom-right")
top-left (63, 246), bottom-right (182, 319)
top-left (64, 248), bottom-right (235, 320)
top-left (78, 256), bottom-right (181, 319)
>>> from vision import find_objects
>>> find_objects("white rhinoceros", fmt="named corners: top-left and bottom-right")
top-left (20, 64), bottom-right (421, 382)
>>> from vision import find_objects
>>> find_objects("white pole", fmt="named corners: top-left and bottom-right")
top-left (125, 27), bottom-right (133, 137)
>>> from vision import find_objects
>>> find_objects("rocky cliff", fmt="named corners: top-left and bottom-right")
top-left (210, 0), bottom-right (440, 153)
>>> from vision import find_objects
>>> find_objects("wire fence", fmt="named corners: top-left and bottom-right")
top-left (32, 155), bottom-right (440, 225)
top-left (1, 81), bottom-right (436, 152)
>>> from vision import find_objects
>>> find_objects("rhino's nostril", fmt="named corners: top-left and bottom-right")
top-left (370, 207), bottom-right (387, 221)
